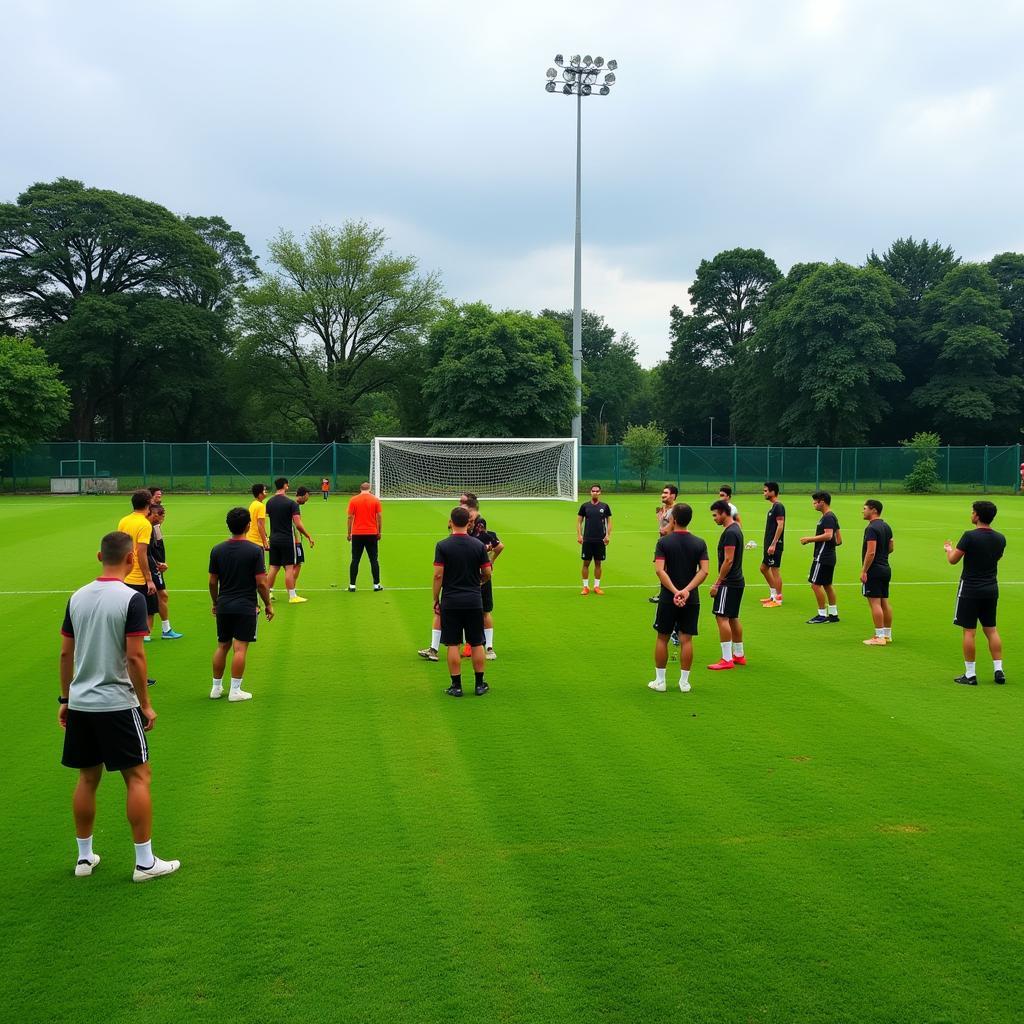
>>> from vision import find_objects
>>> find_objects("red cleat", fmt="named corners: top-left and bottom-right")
top-left (461, 643), bottom-right (472, 657)
top-left (581, 586), bottom-right (590, 596)
top-left (593, 586), bottom-right (604, 595)
top-left (707, 659), bottom-right (735, 671)
top-left (732, 655), bottom-right (747, 666)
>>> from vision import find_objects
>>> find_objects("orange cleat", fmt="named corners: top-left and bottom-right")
top-left (581, 586), bottom-right (590, 596)
top-left (732, 655), bottom-right (747, 666)
top-left (593, 586), bottom-right (604, 595)
top-left (862, 637), bottom-right (887, 646)
top-left (763, 599), bottom-right (783, 608)
top-left (461, 643), bottom-right (472, 657)
top-left (707, 659), bottom-right (735, 670)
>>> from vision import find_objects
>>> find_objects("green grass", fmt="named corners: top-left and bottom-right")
top-left (1, 492), bottom-right (1021, 1024)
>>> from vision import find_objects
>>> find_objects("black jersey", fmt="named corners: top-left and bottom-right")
top-left (578, 500), bottom-right (612, 541)
top-left (653, 532), bottom-right (709, 600)
top-left (265, 494), bottom-right (300, 543)
top-left (956, 527), bottom-right (1006, 596)
top-left (764, 501), bottom-right (786, 549)
top-left (433, 535), bottom-right (490, 609)
top-left (209, 538), bottom-right (267, 614)
top-left (717, 522), bottom-right (745, 584)
top-left (862, 519), bottom-right (893, 568)
top-left (812, 511), bottom-right (839, 565)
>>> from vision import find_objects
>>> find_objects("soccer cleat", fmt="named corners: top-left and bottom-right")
top-left (954, 674), bottom-right (978, 686)
top-left (147, 678), bottom-right (157, 687)
top-left (581, 586), bottom-right (589, 596)
top-left (373, 584), bottom-right (383, 592)
top-left (486, 648), bottom-right (497, 660)
top-left (228, 689), bottom-right (253, 701)
top-left (732, 655), bottom-right (747, 666)
top-left (648, 595), bottom-right (659, 604)
top-left (759, 596), bottom-right (777, 605)
top-left (670, 631), bottom-right (680, 646)
top-left (75, 853), bottom-right (100, 877)
top-left (679, 678), bottom-right (692, 693)
top-left (269, 592), bottom-right (275, 601)
top-left (209, 684), bottom-right (223, 700)
top-left (593, 586), bottom-right (605, 595)
top-left (994, 670), bottom-right (1006, 684)
top-left (461, 644), bottom-right (472, 658)
top-left (707, 659), bottom-right (735, 671)
top-left (863, 637), bottom-right (887, 646)
top-left (884, 635), bottom-right (893, 644)
top-left (417, 648), bottom-right (439, 662)
top-left (288, 595), bottom-right (308, 604)
top-left (444, 685), bottom-right (463, 698)
top-left (647, 679), bottom-right (666, 692)
top-left (806, 615), bottom-right (829, 624)
top-left (143, 636), bottom-right (151, 643)
top-left (161, 630), bottom-right (184, 640)
top-left (827, 615), bottom-right (841, 623)
top-left (132, 856), bottom-right (181, 883)
top-left (763, 599), bottom-right (783, 608)
top-left (347, 585), bottom-right (356, 592)
top-left (474, 682), bottom-right (489, 696)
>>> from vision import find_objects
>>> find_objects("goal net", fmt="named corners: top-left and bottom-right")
top-left (371, 437), bottom-right (578, 501)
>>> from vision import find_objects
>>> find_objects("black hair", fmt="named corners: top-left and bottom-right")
top-left (719, 484), bottom-right (733, 497)
top-left (664, 484), bottom-right (679, 498)
top-left (100, 531), bottom-right (133, 565)
top-left (252, 483), bottom-right (267, 499)
top-left (710, 499), bottom-right (732, 515)
top-left (812, 490), bottom-right (831, 504)
top-left (295, 486), bottom-right (309, 497)
top-left (590, 483), bottom-right (602, 491)
top-left (865, 499), bottom-right (883, 514)
top-left (451, 506), bottom-right (471, 527)
top-left (973, 500), bottom-right (997, 524)
top-left (274, 477), bottom-right (288, 490)
top-left (149, 503), bottom-right (165, 516)
top-left (764, 481), bottom-right (780, 496)
top-left (671, 503), bottom-right (693, 527)
top-left (226, 507), bottom-right (251, 535)
top-left (131, 488), bottom-right (152, 510)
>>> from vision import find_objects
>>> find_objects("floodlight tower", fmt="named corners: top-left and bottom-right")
top-left (544, 53), bottom-right (618, 444)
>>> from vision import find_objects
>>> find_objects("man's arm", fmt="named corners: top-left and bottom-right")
top-left (209, 573), bottom-right (219, 614)
top-left (126, 635), bottom-right (154, 729)
top-left (432, 566), bottom-right (444, 611)
top-left (258, 517), bottom-right (269, 549)
top-left (346, 513), bottom-right (354, 542)
top-left (292, 513), bottom-right (314, 546)
top-left (861, 539), bottom-right (877, 579)
top-left (768, 518), bottom-right (784, 552)
top-left (58, 635), bottom-right (74, 728)
top-left (481, 562), bottom-right (493, 583)
top-left (800, 528), bottom-right (834, 546)
top-left (605, 515), bottom-right (613, 542)
top-left (943, 541), bottom-right (965, 565)
top-left (375, 511), bottom-right (382, 538)
top-left (256, 572), bottom-right (274, 618)
top-left (489, 541), bottom-right (504, 562)
top-left (137, 541), bottom-right (155, 593)
top-left (576, 515), bottom-right (584, 543)
top-left (710, 548), bottom-right (735, 592)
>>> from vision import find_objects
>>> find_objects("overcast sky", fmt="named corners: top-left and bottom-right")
top-left (4, 0), bottom-right (1024, 365)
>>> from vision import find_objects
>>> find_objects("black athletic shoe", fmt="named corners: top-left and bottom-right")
top-left (994, 670), bottom-right (1006, 684)
top-left (827, 615), bottom-right (840, 623)
top-left (671, 631), bottom-right (680, 646)
top-left (147, 678), bottom-right (156, 687)
top-left (444, 685), bottom-right (463, 698)
top-left (806, 615), bottom-right (829, 624)
top-left (475, 682), bottom-right (489, 696)
top-left (648, 595), bottom-right (659, 604)
top-left (954, 674), bottom-right (978, 686)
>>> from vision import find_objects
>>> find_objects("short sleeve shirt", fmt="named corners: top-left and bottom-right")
top-left (61, 579), bottom-right (149, 711)
top-left (718, 522), bottom-right (745, 584)
top-left (246, 499), bottom-right (267, 545)
top-left (578, 501), bottom-right (612, 541)
top-left (209, 538), bottom-right (267, 614)
top-left (348, 492), bottom-right (382, 535)
top-left (117, 511), bottom-right (153, 585)
top-left (434, 535), bottom-right (490, 609)
top-left (763, 501), bottom-right (785, 550)
top-left (265, 494), bottom-right (300, 543)
top-left (956, 528), bottom-right (1005, 597)
top-left (654, 532), bottom-right (709, 601)
top-left (862, 520), bottom-right (893, 569)
top-left (813, 511), bottom-right (840, 565)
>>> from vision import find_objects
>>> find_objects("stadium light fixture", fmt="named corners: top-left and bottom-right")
top-left (542, 52), bottom-right (619, 446)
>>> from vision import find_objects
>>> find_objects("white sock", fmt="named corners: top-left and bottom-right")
top-left (817, 607), bottom-right (827, 616)
top-left (733, 642), bottom-right (745, 657)
top-left (484, 628), bottom-right (494, 648)
top-left (161, 619), bottom-right (172, 633)
top-left (679, 669), bottom-right (690, 685)
top-left (721, 641), bottom-right (733, 661)
top-left (230, 677), bottom-right (243, 691)
top-left (994, 659), bottom-right (1004, 671)
top-left (76, 835), bottom-right (93, 859)
top-left (828, 605), bottom-right (838, 616)
top-left (595, 576), bottom-right (602, 587)
top-left (134, 840), bottom-right (153, 868)
top-left (965, 661), bottom-right (976, 676)
top-left (582, 578), bottom-right (590, 587)
top-left (431, 629), bottom-right (442, 650)
top-left (769, 588), bottom-right (777, 600)
top-left (655, 667), bottom-right (666, 683)
top-left (212, 677), bottom-right (223, 689)
top-left (287, 589), bottom-right (297, 599)
top-left (875, 627), bottom-right (884, 638)
top-left (883, 627), bottom-right (892, 638)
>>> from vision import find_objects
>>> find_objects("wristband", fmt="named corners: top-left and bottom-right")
top-left (58, 696), bottom-right (69, 705)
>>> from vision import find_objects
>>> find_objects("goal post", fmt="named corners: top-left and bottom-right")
top-left (371, 437), bottom-right (579, 501)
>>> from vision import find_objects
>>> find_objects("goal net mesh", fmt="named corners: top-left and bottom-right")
top-left (372, 438), bottom-right (577, 500)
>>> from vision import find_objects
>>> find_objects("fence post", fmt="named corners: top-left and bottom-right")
top-left (11, 453), bottom-right (16, 493)
top-left (853, 447), bottom-right (858, 492)
top-left (983, 445), bottom-right (989, 493)
top-left (677, 445), bottom-right (681, 490)
top-left (169, 444), bottom-right (175, 491)
top-left (946, 445), bottom-right (950, 492)
top-left (815, 446), bottom-right (820, 490)
top-left (142, 440), bottom-right (147, 487)
top-left (732, 444), bottom-right (737, 493)
top-left (766, 445), bottom-right (770, 484)
top-left (205, 441), bottom-right (212, 494)
top-left (269, 441), bottom-right (275, 481)
top-left (614, 445), bottom-right (620, 489)
top-left (77, 439), bottom-right (83, 495)
top-left (332, 442), bottom-right (338, 489)
top-left (780, 448), bottom-right (785, 490)
top-left (1017, 443), bottom-right (1022, 493)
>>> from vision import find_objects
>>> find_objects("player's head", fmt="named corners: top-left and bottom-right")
top-left (671, 503), bottom-right (693, 528)
top-left (360, 481), bottom-right (371, 492)
top-left (275, 477), bottom-right (289, 492)
top-left (226, 506), bottom-right (251, 536)
top-left (150, 487), bottom-right (164, 502)
top-left (98, 530), bottom-right (134, 570)
top-left (812, 490), bottom-right (831, 509)
top-left (130, 488), bottom-right (152, 511)
top-left (450, 506), bottom-right (471, 530)
top-left (763, 482), bottom-right (779, 500)
top-left (295, 486), bottom-right (309, 504)
top-left (252, 483), bottom-right (267, 500)
top-left (862, 499), bottom-right (883, 519)
top-left (661, 485), bottom-right (678, 504)
top-left (147, 503), bottom-right (165, 523)
top-left (718, 485), bottom-right (733, 499)
top-left (590, 485), bottom-right (601, 500)
top-left (710, 498), bottom-right (733, 525)
top-left (459, 491), bottom-right (478, 507)
top-left (972, 500), bottom-right (997, 525)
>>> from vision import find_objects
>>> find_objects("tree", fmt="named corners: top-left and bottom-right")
top-left (0, 334), bottom-right (70, 457)
top-left (621, 422), bottom-right (667, 491)
top-left (867, 237), bottom-right (959, 303)
top-left (912, 264), bottom-right (1018, 442)
top-left (423, 302), bottom-right (576, 436)
top-left (901, 431), bottom-right (941, 493)
top-left (237, 222), bottom-right (442, 442)
top-left (170, 215), bottom-right (259, 315)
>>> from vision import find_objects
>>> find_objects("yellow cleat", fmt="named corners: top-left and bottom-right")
top-left (288, 595), bottom-right (308, 604)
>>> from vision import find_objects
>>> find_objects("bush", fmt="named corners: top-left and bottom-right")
top-left (901, 431), bottom-right (941, 493)
top-left (622, 422), bottom-right (667, 492)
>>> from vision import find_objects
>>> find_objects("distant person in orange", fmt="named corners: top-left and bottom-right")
top-left (347, 482), bottom-right (382, 592)
top-left (321, 477), bottom-right (330, 501)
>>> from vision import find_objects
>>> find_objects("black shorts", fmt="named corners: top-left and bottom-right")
top-left (294, 542), bottom-right (305, 565)
top-left (808, 561), bottom-right (835, 586)
top-left (653, 593), bottom-right (700, 636)
top-left (581, 540), bottom-right (607, 562)
top-left (481, 579), bottom-right (494, 614)
top-left (440, 606), bottom-right (485, 647)
top-left (269, 539), bottom-right (298, 567)
top-left (862, 567), bottom-right (891, 599)
top-left (127, 582), bottom-right (158, 615)
top-left (761, 547), bottom-right (783, 569)
top-left (953, 589), bottom-right (998, 629)
top-left (151, 569), bottom-right (166, 591)
top-left (62, 707), bottom-right (149, 771)
top-left (711, 583), bottom-right (744, 619)
top-left (216, 612), bottom-right (259, 644)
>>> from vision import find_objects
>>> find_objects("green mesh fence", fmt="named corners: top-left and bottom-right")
top-left (1, 442), bottom-right (1020, 494)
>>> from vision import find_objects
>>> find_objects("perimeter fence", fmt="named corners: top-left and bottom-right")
top-left (1, 441), bottom-right (1020, 495)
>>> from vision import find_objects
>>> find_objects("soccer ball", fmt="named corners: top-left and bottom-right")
top-left (745, 540), bottom-right (757, 550)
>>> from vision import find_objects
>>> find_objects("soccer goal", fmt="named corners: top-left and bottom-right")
top-left (371, 437), bottom-right (579, 501)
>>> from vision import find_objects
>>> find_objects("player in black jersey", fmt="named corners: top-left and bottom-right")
top-left (577, 485), bottom-right (612, 594)
top-left (759, 482), bottom-right (786, 607)
top-left (708, 499), bottom-right (747, 669)
top-left (860, 500), bottom-right (894, 646)
top-left (800, 491), bottom-right (841, 624)
top-left (944, 500), bottom-right (1007, 685)
top-left (649, 504), bottom-right (709, 693)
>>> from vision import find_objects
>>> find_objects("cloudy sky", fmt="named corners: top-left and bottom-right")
top-left (4, 0), bottom-right (1024, 365)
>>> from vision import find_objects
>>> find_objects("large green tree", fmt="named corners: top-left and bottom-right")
top-left (424, 302), bottom-right (576, 436)
top-left (0, 334), bottom-right (70, 458)
top-left (237, 222), bottom-right (442, 442)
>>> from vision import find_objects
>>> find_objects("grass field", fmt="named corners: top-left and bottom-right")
top-left (2, 491), bottom-right (1021, 1024)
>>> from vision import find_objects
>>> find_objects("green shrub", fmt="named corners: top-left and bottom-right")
top-left (901, 432), bottom-right (941, 493)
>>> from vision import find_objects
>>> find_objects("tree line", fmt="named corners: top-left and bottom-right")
top-left (2, 177), bottom-right (1022, 460)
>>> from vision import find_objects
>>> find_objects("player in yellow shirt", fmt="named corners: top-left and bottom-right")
top-left (246, 484), bottom-right (269, 549)
top-left (117, 489), bottom-right (157, 638)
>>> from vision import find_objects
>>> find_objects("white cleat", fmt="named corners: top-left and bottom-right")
top-left (210, 684), bottom-right (223, 700)
top-left (486, 648), bottom-right (497, 660)
top-left (228, 689), bottom-right (253, 702)
top-left (133, 856), bottom-right (181, 883)
top-left (647, 679), bottom-right (666, 692)
top-left (75, 853), bottom-right (100, 877)
top-left (679, 679), bottom-right (692, 693)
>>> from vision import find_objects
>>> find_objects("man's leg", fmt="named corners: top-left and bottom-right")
top-left (810, 583), bottom-right (826, 617)
top-left (367, 538), bottom-right (380, 586)
top-left (881, 599), bottom-right (893, 630)
top-left (267, 565), bottom-right (280, 591)
top-left (759, 562), bottom-right (777, 602)
top-left (157, 589), bottom-right (169, 622)
top-left (73, 763), bottom-right (103, 839)
top-left (771, 568), bottom-right (783, 598)
top-left (211, 640), bottom-right (231, 697)
top-left (983, 625), bottom-right (1002, 661)
top-left (229, 640), bottom-right (252, 700)
top-left (581, 558), bottom-right (592, 590)
top-left (962, 627), bottom-right (977, 663)
top-left (123, 762), bottom-right (179, 880)
top-left (445, 643), bottom-right (463, 695)
top-left (349, 538), bottom-right (363, 587)
top-left (824, 584), bottom-right (838, 619)
top-left (649, 632), bottom-right (670, 690)
top-left (710, 615), bottom-right (734, 668)
top-left (594, 555), bottom-right (603, 589)
top-left (285, 564), bottom-right (298, 596)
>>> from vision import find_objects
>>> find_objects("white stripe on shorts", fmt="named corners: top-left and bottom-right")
top-left (131, 707), bottom-right (149, 763)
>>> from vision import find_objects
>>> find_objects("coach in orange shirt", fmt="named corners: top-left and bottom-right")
top-left (347, 482), bottom-right (383, 592)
